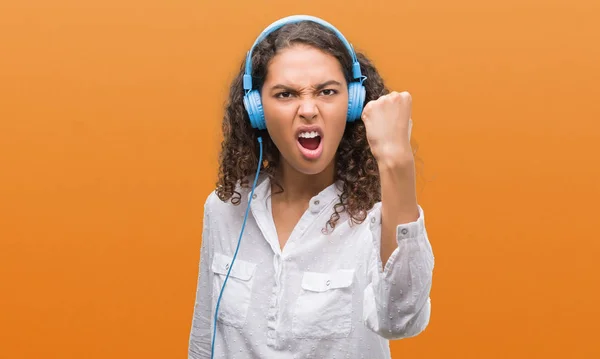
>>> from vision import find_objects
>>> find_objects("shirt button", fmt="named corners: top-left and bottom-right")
top-left (371, 216), bottom-right (376, 224)
top-left (225, 263), bottom-right (230, 270)
top-left (252, 194), bottom-right (257, 199)
top-left (326, 280), bottom-right (331, 286)
top-left (401, 228), bottom-right (409, 235)
top-left (314, 200), bottom-right (320, 205)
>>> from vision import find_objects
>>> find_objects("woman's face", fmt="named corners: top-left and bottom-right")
top-left (261, 44), bottom-right (348, 176)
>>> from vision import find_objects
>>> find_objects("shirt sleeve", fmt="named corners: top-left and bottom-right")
top-left (188, 198), bottom-right (214, 359)
top-left (362, 203), bottom-right (434, 340)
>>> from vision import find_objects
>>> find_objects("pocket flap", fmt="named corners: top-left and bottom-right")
top-left (301, 269), bottom-right (355, 292)
top-left (211, 253), bottom-right (256, 281)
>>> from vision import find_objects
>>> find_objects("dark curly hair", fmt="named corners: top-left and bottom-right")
top-left (215, 20), bottom-right (421, 233)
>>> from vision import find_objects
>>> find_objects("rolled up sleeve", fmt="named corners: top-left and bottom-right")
top-left (363, 204), bottom-right (434, 340)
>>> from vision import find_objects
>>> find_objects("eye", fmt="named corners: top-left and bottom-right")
top-left (275, 91), bottom-right (293, 99)
top-left (320, 89), bottom-right (338, 96)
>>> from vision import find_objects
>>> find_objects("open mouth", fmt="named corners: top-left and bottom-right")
top-left (298, 131), bottom-right (321, 150)
top-left (296, 130), bottom-right (323, 160)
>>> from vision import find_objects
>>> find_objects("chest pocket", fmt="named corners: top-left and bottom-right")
top-left (211, 252), bottom-right (257, 328)
top-left (292, 269), bottom-right (355, 338)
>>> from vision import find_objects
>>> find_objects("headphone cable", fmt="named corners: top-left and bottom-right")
top-left (210, 136), bottom-right (263, 358)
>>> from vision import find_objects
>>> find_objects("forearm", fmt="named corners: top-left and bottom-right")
top-left (379, 155), bottom-right (419, 266)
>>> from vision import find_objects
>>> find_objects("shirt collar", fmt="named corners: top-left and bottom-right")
top-left (247, 174), bottom-right (344, 210)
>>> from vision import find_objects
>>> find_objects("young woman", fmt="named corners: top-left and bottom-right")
top-left (188, 15), bottom-right (434, 359)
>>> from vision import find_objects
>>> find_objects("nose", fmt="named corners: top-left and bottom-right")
top-left (297, 98), bottom-right (318, 121)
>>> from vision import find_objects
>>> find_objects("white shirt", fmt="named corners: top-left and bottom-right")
top-left (188, 175), bottom-right (434, 359)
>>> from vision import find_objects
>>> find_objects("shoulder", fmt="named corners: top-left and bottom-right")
top-left (201, 190), bottom-right (237, 232)
top-left (202, 190), bottom-right (221, 213)
top-left (202, 174), bottom-right (263, 215)
top-left (366, 201), bottom-right (383, 218)
top-left (202, 188), bottom-right (241, 216)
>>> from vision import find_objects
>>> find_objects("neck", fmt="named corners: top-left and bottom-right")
top-left (272, 160), bottom-right (336, 205)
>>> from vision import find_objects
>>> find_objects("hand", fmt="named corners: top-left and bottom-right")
top-left (361, 91), bottom-right (414, 168)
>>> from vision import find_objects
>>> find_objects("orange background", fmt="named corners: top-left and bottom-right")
top-left (1, 0), bottom-right (599, 358)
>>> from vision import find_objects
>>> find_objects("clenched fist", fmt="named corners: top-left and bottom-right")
top-left (361, 91), bottom-right (414, 168)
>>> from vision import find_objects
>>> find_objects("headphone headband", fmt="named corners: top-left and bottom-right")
top-left (243, 15), bottom-right (363, 92)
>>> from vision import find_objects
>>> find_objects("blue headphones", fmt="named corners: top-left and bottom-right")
top-left (242, 15), bottom-right (367, 130)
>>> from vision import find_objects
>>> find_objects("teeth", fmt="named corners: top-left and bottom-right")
top-left (298, 131), bottom-right (320, 139)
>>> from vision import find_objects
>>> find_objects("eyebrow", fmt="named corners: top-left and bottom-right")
top-left (269, 80), bottom-right (343, 92)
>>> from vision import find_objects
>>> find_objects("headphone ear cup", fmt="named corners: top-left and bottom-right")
top-left (347, 82), bottom-right (366, 122)
top-left (243, 90), bottom-right (266, 130)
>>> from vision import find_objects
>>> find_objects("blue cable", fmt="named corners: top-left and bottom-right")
top-left (210, 136), bottom-right (263, 359)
